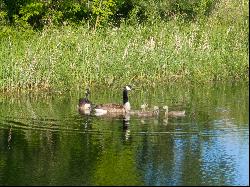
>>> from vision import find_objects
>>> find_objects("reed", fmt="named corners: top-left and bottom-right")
top-left (0, 1), bottom-right (248, 92)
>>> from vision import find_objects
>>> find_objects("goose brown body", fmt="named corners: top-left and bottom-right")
top-left (163, 106), bottom-right (185, 117)
top-left (95, 103), bottom-right (125, 113)
top-left (129, 106), bottom-right (159, 117)
top-left (92, 85), bottom-right (132, 116)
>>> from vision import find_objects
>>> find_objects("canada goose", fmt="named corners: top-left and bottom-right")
top-left (78, 88), bottom-right (92, 111)
top-left (128, 103), bottom-right (148, 115)
top-left (136, 106), bottom-right (159, 117)
top-left (92, 85), bottom-right (132, 116)
top-left (140, 103), bottom-right (148, 111)
top-left (129, 106), bottom-right (159, 117)
top-left (163, 106), bottom-right (185, 117)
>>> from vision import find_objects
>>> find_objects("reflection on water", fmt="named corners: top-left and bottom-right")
top-left (0, 82), bottom-right (249, 185)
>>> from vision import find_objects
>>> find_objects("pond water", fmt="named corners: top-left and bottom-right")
top-left (0, 82), bottom-right (249, 186)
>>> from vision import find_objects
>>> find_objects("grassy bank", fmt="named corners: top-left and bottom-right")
top-left (0, 1), bottom-right (248, 92)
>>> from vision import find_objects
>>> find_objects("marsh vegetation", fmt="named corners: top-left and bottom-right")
top-left (0, 0), bottom-right (248, 92)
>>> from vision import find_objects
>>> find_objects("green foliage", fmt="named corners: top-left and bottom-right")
top-left (19, 2), bottom-right (43, 22)
top-left (0, 0), bottom-right (7, 25)
top-left (0, 17), bottom-right (248, 92)
top-left (91, 0), bottom-right (116, 28)
top-left (43, 0), bottom-right (89, 25)
top-left (17, 2), bottom-right (44, 29)
top-left (0, 0), bottom-right (220, 29)
top-left (168, 0), bottom-right (216, 20)
top-left (0, 0), bottom-right (248, 92)
top-left (0, 10), bottom-right (7, 25)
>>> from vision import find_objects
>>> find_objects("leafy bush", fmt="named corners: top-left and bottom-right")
top-left (0, 0), bottom-right (219, 29)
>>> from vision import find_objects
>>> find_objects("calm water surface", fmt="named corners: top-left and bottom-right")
top-left (0, 82), bottom-right (249, 186)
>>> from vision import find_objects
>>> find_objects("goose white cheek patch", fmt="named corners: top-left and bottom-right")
top-left (126, 86), bottom-right (131, 91)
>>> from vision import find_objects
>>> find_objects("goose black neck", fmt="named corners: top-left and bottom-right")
top-left (123, 89), bottom-right (128, 104)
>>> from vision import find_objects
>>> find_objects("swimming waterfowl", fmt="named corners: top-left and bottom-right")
top-left (137, 106), bottom-right (159, 117)
top-left (129, 106), bottom-right (159, 117)
top-left (163, 106), bottom-right (185, 117)
top-left (92, 85), bottom-right (132, 116)
top-left (78, 88), bottom-right (92, 111)
top-left (128, 103), bottom-right (148, 115)
top-left (140, 103), bottom-right (148, 111)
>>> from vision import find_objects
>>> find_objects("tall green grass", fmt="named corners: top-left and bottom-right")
top-left (0, 0), bottom-right (248, 92)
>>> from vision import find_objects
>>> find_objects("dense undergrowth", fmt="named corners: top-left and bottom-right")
top-left (0, 0), bottom-right (248, 92)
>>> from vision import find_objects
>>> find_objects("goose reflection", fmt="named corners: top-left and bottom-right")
top-left (123, 113), bottom-right (131, 141)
